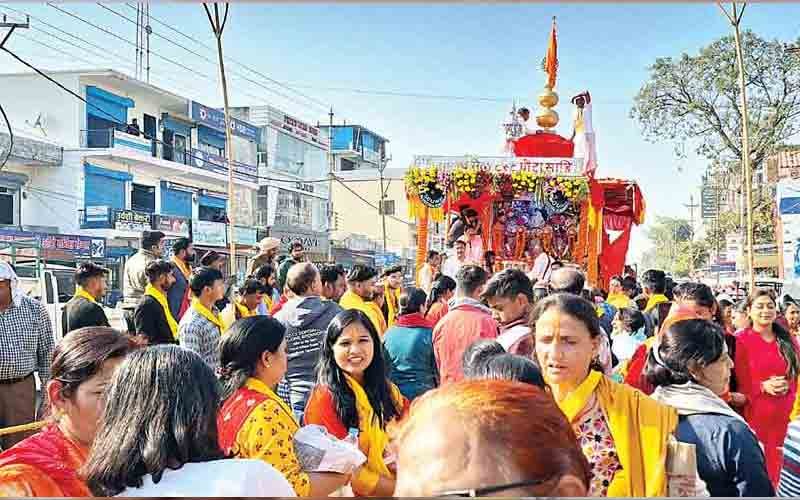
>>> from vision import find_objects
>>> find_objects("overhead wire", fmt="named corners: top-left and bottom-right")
top-left (0, 102), bottom-right (12, 172)
top-left (332, 174), bottom-right (411, 226)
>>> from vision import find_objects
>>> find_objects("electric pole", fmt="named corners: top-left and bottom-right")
top-left (718, 1), bottom-right (755, 292)
top-left (378, 155), bottom-right (388, 252)
top-left (1, 14), bottom-right (30, 49)
top-left (204, 3), bottom-right (237, 279)
top-left (327, 107), bottom-right (334, 262)
top-left (685, 195), bottom-right (699, 239)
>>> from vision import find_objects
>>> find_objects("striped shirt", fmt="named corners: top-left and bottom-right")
top-left (778, 419), bottom-right (800, 496)
top-left (0, 295), bottom-right (54, 382)
top-left (178, 308), bottom-right (221, 373)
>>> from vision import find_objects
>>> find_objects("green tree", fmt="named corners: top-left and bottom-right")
top-left (642, 217), bottom-right (709, 276)
top-left (702, 194), bottom-right (777, 258)
top-left (631, 31), bottom-right (800, 174)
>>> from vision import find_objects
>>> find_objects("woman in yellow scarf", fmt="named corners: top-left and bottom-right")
top-left (305, 309), bottom-right (408, 497)
top-left (220, 279), bottom-right (264, 332)
top-left (531, 293), bottom-right (678, 497)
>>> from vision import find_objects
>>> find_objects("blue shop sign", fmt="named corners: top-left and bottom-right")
top-left (190, 101), bottom-right (259, 142)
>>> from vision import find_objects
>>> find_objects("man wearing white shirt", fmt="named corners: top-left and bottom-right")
top-left (442, 239), bottom-right (469, 280)
top-left (529, 243), bottom-right (554, 283)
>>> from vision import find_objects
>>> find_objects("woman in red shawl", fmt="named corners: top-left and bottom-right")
top-left (0, 327), bottom-right (133, 497)
top-left (734, 289), bottom-right (800, 485)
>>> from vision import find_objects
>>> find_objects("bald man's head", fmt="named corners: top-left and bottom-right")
top-left (286, 262), bottom-right (322, 297)
top-left (549, 267), bottom-right (585, 296)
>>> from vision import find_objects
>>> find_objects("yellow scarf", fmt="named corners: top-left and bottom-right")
top-left (145, 284), bottom-right (179, 339)
top-left (384, 283), bottom-right (401, 328)
top-left (644, 293), bottom-right (669, 313)
top-left (171, 256), bottom-right (192, 279)
top-left (607, 292), bottom-right (632, 310)
top-left (192, 298), bottom-right (224, 332)
top-left (557, 370), bottom-right (677, 497)
top-left (263, 294), bottom-right (273, 312)
top-left (74, 286), bottom-right (98, 305)
top-left (340, 291), bottom-right (387, 336)
top-left (344, 373), bottom-right (402, 493)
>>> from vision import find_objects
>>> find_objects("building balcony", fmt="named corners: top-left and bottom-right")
top-left (78, 128), bottom-right (259, 188)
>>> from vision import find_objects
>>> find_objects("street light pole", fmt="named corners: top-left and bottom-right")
top-left (378, 156), bottom-right (388, 252)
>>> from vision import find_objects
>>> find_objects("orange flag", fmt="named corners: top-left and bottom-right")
top-left (544, 17), bottom-right (558, 89)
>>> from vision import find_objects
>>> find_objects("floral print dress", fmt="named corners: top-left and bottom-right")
top-left (573, 393), bottom-right (622, 497)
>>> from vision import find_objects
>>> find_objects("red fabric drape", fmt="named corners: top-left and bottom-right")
top-left (599, 212), bottom-right (633, 288)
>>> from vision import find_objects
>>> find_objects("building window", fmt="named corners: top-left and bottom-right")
top-left (380, 200), bottom-right (395, 216)
top-left (131, 183), bottom-right (155, 213)
top-left (198, 141), bottom-right (224, 158)
top-left (0, 188), bottom-right (13, 225)
top-left (199, 205), bottom-right (226, 223)
top-left (340, 158), bottom-right (356, 171)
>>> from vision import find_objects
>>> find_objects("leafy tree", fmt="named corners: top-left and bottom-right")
top-left (631, 31), bottom-right (800, 173)
top-left (702, 194), bottom-right (777, 257)
top-left (641, 217), bottom-right (709, 276)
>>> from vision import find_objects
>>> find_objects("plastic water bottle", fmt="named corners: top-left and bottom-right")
top-left (345, 427), bottom-right (359, 447)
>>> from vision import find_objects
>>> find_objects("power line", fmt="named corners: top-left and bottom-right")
top-left (332, 174), bottom-right (412, 226)
top-left (121, 2), bottom-right (331, 110)
top-left (286, 84), bottom-right (513, 103)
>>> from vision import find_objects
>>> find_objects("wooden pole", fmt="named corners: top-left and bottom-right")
top-left (718, 1), bottom-right (755, 292)
top-left (204, 3), bottom-right (236, 279)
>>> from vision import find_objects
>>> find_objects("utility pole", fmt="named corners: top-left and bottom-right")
top-left (204, 3), bottom-right (236, 279)
top-left (326, 107), bottom-right (334, 262)
top-left (684, 195), bottom-right (699, 239)
top-left (718, 1), bottom-right (755, 292)
top-left (1, 14), bottom-right (30, 49)
top-left (378, 155), bottom-right (388, 252)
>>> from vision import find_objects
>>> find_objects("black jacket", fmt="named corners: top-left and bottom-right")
top-left (133, 295), bottom-right (177, 345)
top-left (62, 296), bottom-right (109, 335)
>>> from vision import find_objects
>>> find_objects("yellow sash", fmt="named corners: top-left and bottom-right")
top-left (645, 293), bottom-right (669, 312)
top-left (145, 284), bottom-right (179, 339)
top-left (74, 286), bottom-right (98, 305)
top-left (384, 283), bottom-right (400, 328)
top-left (263, 294), bottom-right (273, 312)
top-left (607, 292), bottom-right (632, 310)
top-left (171, 256), bottom-right (192, 279)
top-left (345, 373), bottom-right (402, 491)
top-left (556, 370), bottom-right (677, 497)
top-left (192, 298), bottom-right (224, 332)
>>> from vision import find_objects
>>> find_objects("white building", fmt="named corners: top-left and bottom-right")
top-left (0, 69), bottom-right (262, 295)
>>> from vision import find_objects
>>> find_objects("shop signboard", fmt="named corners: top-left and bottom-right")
top-left (153, 215), bottom-right (190, 236)
top-left (193, 220), bottom-right (227, 247)
top-left (234, 226), bottom-right (258, 246)
top-left (190, 101), bottom-right (259, 142)
top-left (190, 149), bottom-right (258, 184)
top-left (114, 210), bottom-right (152, 232)
top-left (0, 229), bottom-right (106, 259)
top-left (269, 227), bottom-right (329, 256)
top-left (266, 106), bottom-right (328, 148)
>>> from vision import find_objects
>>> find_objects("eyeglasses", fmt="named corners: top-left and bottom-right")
top-left (436, 477), bottom-right (552, 497)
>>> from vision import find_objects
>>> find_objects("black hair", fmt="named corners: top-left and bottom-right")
top-left (347, 264), bottom-right (377, 283)
top-left (748, 288), bottom-right (800, 379)
top-left (200, 250), bottom-right (224, 267)
top-left (665, 277), bottom-right (676, 301)
top-left (621, 276), bottom-right (638, 292)
top-left (426, 275), bottom-right (457, 311)
top-left (532, 285), bottom-right (549, 303)
top-left (74, 262), bottom-right (109, 287)
top-left (219, 316), bottom-right (286, 401)
top-left (718, 298), bottom-right (734, 310)
top-left (782, 295), bottom-right (800, 314)
top-left (530, 293), bottom-right (604, 372)
top-left (462, 339), bottom-right (506, 379)
top-left (475, 353), bottom-right (545, 388)
top-left (456, 265), bottom-right (489, 297)
top-left (549, 268), bottom-right (586, 296)
top-left (51, 327), bottom-right (134, 400)
top-left (140, 230), bottom-right (165, 251)
top-left (171, 237), bottom-right (192, 255)
top-left (616, 307), bottom-right (645, 333)
top-left (399, 287), bottom-right (427, 316)
top-left (238, 278), bottom-right (267, 297)
top-left (144, 260), bottom-right (174, 284)
top-left (482, 268), bottom-right (533, 302)
top-left (320, 264), bottom-right (345, 286)
top-left (426, 250), bottom-right (440, 262)
top-left (189, 266), bottom-right (224, 297)
top-left (253, 264), bottom-right (276, 296)
top-left (673, 282), bottom-right (715, 308)
top-left (289, 240), bottom-right (304, 252)
top-left (463, 208), bottom-right (478, 218)
top-left (82, 345), bottom-right (225, 496)
top-left (381, 265), bottom-right (403, 278)
top-left (286, 262), bottom-right (319, 296)
top-left (316, 309), bottom-right (401, 430)
top-left (645, 319), bottom-right (726, 388)
top-left (642, 269), bottom-right (667, 294)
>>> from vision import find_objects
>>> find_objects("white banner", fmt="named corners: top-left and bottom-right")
top-left (411, 155), bottom-right (583, 177)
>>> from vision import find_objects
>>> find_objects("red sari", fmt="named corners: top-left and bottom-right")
top-left (0, 424), bottom-right (90, 497)
top-left (735, 328), bottom-right (799, 485)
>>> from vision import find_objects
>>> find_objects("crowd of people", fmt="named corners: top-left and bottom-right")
top-left (3, 228), bottom-right (800, 497)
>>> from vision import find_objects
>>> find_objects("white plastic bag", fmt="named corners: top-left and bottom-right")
top-left (293, 424), bottom-right (367, 474)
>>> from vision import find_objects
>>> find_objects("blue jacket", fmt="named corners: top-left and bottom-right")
top-left (383, 313), bottom-right (438, 401)
top-left (674, 413), bottom-right (774, 497)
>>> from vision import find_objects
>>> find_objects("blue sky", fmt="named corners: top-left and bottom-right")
top-left (3, 2), bottom-right (799, 261)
